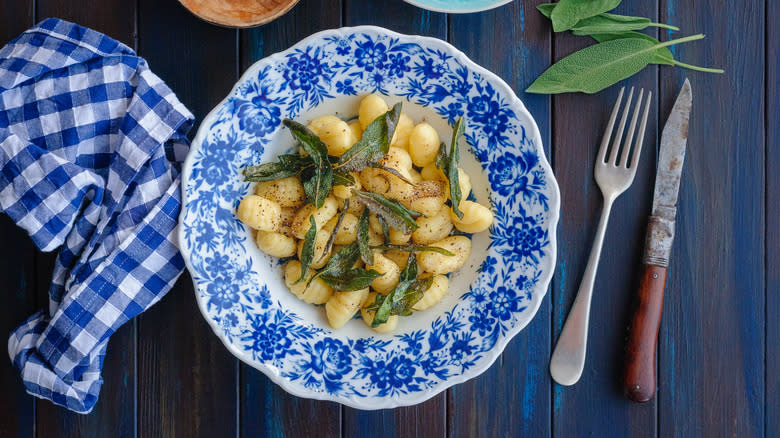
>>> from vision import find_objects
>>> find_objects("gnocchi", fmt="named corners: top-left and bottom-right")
top-left (236, 94), bottom-right (494, 333)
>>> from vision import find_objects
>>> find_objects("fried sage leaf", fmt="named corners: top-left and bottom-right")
top-left (443, 117), bottom-right (465, 218)
top-left (243, 154), bottom-right (312, 182)
top-left (351, 189), bottom-right (420, 234)
top-left (321, 268), bottom-right (383, 291)
top-left (370, 243), bottom-right (454, 257)
top-left (333, 171), bottom-right (356, 187)
top-left (295, 216), bottom-right (317, 284)
top-left (310, 241), bottom-right (362, 283)
top-left (323, 198), bottom-right (348, 258)
top-left (369, 254), bottom-right (426, 326)
top-left (284, 119), bottom-right (333, 208)
top-left (356, 208), bottom-right (374, 265)
top-left (375, 165), bottom-right (416, 186)
top-left (336, 102), bottom-right (402, 172)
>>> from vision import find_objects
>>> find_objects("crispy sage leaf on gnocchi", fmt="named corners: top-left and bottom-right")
top-left (447, 117), bottom-right (466, 218)
top-left (323, 198), bottom-right (349, 256)
top-left (351, 189), bottom-right (421, 234)
top-left (374, 165), bottom-right (416, 186)
top-left (333, 171), bottom-right (356, 187)
top-left (284, 119), bottom-right (333, 208)
top-left (321, 268), bottom-right (383, 291)
top-left (336, 103), bottom-right (402, 172)
top-left (295, 216), bottom-right (318, 284)
top-left (310, 241), bottom-right (362, 284)
top-left (243, 154), bottom-right (312, 182)
top-left (369, 254), bottom-right (427, 326)
top-left (356, 209), bottom-right (374, 265)
top-left (371, 243), bottom-right (455, 257)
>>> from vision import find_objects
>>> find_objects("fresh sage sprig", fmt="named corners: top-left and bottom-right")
top-left (537, 4), bottom-right (678, 35)
top-left (371, 243), bottom-right (454, 257)
top-left (336, 103), bottom-right (402, 172)
top-left (436, 117), bottom-right (465, 218)
top-left (356, 209), bottom-right (374, 265)
top-left (369, 253), bottom-right (428, 327)
top-left (295, 216), bottom-right (317, 284)
top-left (550, 0), bottom-right (621, 32)
top-left (351, 189), bottom-right (421, 234)
top-left (526, 34), bottom-right (720, 94)
top-left (529, 0), bottom-right (723, 95)
top-left (284, 119), bottom-right (333, 207)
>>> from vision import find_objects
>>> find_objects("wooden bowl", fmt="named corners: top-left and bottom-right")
top-left (178, 0), bottom-right (300, 28)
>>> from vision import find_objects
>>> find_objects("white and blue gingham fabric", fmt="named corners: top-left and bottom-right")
top-left (1, 18), bottom-right (193, 413)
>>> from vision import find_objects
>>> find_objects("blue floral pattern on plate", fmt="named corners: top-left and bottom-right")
top-left (179, 26), bottom-right (560, 409)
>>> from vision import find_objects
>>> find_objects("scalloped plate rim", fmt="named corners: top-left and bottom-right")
top-left (179, 25), bottom-right (560, 409)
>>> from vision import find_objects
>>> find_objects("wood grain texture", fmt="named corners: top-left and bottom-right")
top-left (238, 3), bottom-right (343, 437)
top-left (551, 0), bottom-right (659, 435)
top-left (0, 215), bottom-right (36, 438)
top-left (341, 2), bottom-right (447, 436)
top-left (136, 1), bottom-right (239, 437)
top-left (767, 1), bottom-right (779, 436)
top-left (36, 0), bottom-right (136, 48)
top-left (0, 7), bottom-right (36, 438)
top-left (446, 1), bottom-right (552, 436)
top-left (658, 0), bottom-right (765, 436)
top-left (623, 264), bottom-right (667, 403)
top-left (31, 1), bottom-right (137, 435)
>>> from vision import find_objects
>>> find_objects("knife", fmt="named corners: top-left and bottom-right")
top-left (623, 79), bottom-right (692, 403)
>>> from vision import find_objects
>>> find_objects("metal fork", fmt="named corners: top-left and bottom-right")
top-left (550, 87), bottom-right (652, 386)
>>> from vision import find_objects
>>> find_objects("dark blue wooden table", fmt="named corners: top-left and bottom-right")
top-left (0, 0), bottom-right (775, 436)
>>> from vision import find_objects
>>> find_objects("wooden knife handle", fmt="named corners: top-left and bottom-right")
top-left (623, 263), bottom-right (667, 402)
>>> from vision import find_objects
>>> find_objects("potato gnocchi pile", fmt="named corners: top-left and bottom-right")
top-left (236, 95), bottom-right (494, 332)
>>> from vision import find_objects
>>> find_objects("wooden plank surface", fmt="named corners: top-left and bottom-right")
top-left (31, 1), bottom-right (138, 436)
top-left (446, 2), bottom-right (552, 436)
top-left (0, 7), bottom-right (36, 438)
top-left (0, 0), bottom-right (774, 437)
top-left (135, 1), bottom-right (239, 437)
top-left (767, 2), bottom-right (779, 436)
top-left (550, 0), bottom-right (659, 435)
top-left (658, 0), bottom-right (766, 436)
top-left (339, 3), bottom-right (447, 437)
top-left (238, 2), bottom-right (344, 437)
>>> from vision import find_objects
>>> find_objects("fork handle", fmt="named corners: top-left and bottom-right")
top-left (623, 263), bottom-right (667, 402)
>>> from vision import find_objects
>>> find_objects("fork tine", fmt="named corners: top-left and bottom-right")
top-left (599, 87), bottom-right (624, 163)
top-left (620, 89), bottom-right (644, 167)
top-left (609, 87), bottom-right (634, 164)
top-left (630, 91), bottom-right (652, 170)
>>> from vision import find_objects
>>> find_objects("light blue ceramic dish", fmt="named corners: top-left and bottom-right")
top-left (404, 0), bottom-right (513, 13)
top-left (180, 26), bottom-right (559, 409)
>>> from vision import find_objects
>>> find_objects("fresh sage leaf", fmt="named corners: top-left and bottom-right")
top-left (336, 102), bottom-right (402, 172)
top-left (321, 268), bottom-right (383, 291)
top-left (351, 189), bottom-right (421, 234)
top-left (284, 119), bottom-right (333, 207)
top-left (550, 0), bottom-right (622, 32)
top-left (537, 4), bottom-right (678, 35)
top-left (295, 216), bottom-right (317, 284)
top-left (448, 117), bottom-right (465, 219)
top-left (526, 34), bottom-right (716, 94)
top-left (590, 32), bottom-right (675, 65)
top-left (371, 243), bottom-right (455, 257)
top-left (357, 209), bottom-right (374, 265)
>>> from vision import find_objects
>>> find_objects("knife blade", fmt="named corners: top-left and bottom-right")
top-left (623, 79), bottom-right (692, 403)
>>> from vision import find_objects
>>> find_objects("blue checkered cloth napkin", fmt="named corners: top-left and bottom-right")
top-left (1, 18), bottom-right (193, 413)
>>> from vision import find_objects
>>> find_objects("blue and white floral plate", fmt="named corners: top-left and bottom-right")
top-left (179, 26), bottom-right (559, 409)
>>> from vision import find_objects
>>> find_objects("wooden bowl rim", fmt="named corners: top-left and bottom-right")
top-left (177, 0), bottom-right (301, 28)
